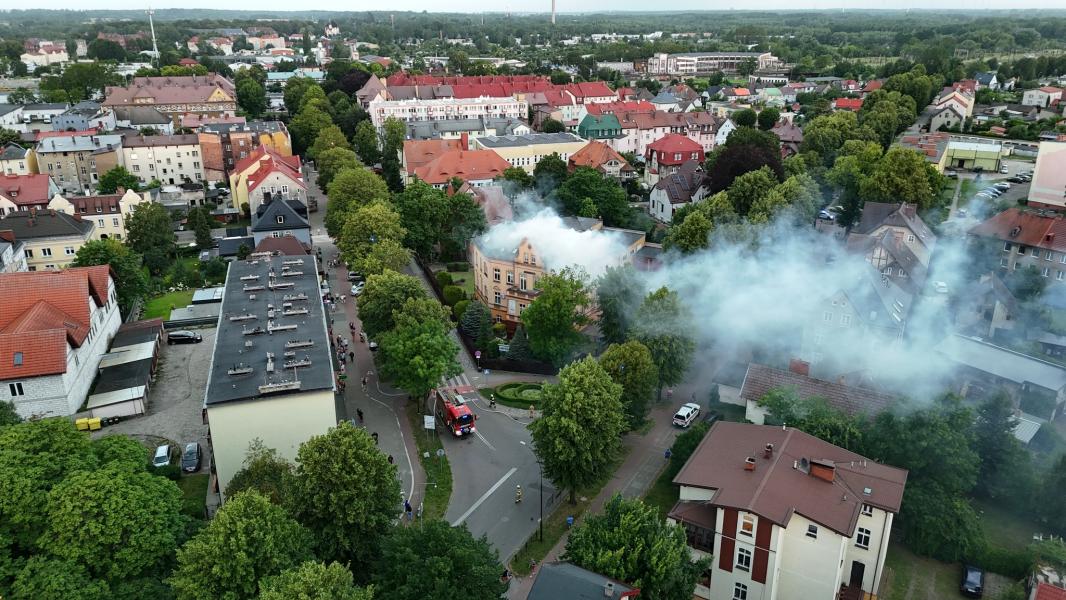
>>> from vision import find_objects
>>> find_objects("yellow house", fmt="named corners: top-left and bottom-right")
top-left (0, 143), bottom-right (38, 176)
top-left (228, 146), bottom-right (305, 214)
top-left (0, 208), bottom-right (95, 271)
top-left (471, 133), bottom-right (589, 174)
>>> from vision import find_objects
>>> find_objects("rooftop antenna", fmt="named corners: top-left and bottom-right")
top-left (146, 6), bottom-right (160, 68)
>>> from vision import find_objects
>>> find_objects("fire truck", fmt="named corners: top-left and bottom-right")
top-left (433, 387), bottom-right (477, 437)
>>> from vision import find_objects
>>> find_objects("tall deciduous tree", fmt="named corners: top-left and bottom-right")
top-left (324, 167), bottom-right (390, 237)
top-left (533, 152), bottom-right (569, 188)
top-left (283, 78), bottom-right (317, 115)
top-left (379, 310), bottom-right (460, 398)
top-left (706, 127), bottom-right (783, 194)
top-left (315, 147), bottom-right (362, 193)
top-left (372, 520), bottom-right (507, 600)
top-left (226, 439), bottom-right (293, 505)
top-left (663, 211), bottom-right (712, 254)
top-left (392, 180), bottom-right (450, 258)
top-left (308, 125), bottom-right (351, 160)
top-left (972, 391), bottom-right (1024, 500)
top-left (596, 265), bottom-right (643, 345)
top-left (287, 422), bottom-right (400, 572)
top-left (563, 495), bottom-right (708, 599)
top-left (236, 78), bottom-right (267, 118)
top-left (353, 120), bottom-right (382, 165)
top-left (170, 491), bottom-right (314, 600)
top-left (11, 556), bottom-right (110, 600)
top-left (337, 202), bottom-right (406, 268)
top-left (186, 206), bottom-right (214, 250)
top-left (124, 202), bottom-right (175, 275)
top-left (757, 107), bottom-right (781, 130)
top-left (71, 239), bottom-right (148, 316)
top-left (530, 357), bottom-right (625, 503)
top-left (555, 167), bottom-right (630, 227)
top-left (97, 166), bottom-right (140, 193)
top-left (290, 105), bottom-right (334, 155)
top-left (357, 271), bottom-right (427, 338)
top-left (859, 146), bottom-right (940, 210)
top-left (599, 341), bottom-right (658, 429)
top-left (630, 287), bottom-right (695, 398)
top-left (521, 267), bottom-right (590, 366)
top-left (259, 561), bottom-right (372, 600)
top-left (357, 238), bottom-right (411, 275)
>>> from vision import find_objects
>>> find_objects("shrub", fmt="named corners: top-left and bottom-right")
top-left (446, 262), bottom-right (470, 272)
top-left (442, 285), bottom-right (466, 307)
top-left (435, 271), bottom-right (453, 287)
top-left (969, 544), bottom-right (1034, 580)
top-left (495, 383), bottom-right (544, 405)
top-left (453, 300), bottom-right (470, 321)
top-left (152, 463), bottom-right (183, 481)
top-left (492, 322), bottom-right (506, 337)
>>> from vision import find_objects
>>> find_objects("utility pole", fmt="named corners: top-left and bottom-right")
top-left (551, 0), bottom-right (556, 25)
top-left (146, 6), bottom-right (160, 68)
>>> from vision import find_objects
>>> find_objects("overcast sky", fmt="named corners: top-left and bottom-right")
top-left (15, 2), bottom-right (1066, 13)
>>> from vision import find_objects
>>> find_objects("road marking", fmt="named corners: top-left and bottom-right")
top-left (475, 429), bottom-right (496, 451)
top-left (365, 394), bottom-right (415, 500)
top-left (451, 467), bottom-right (517, 526)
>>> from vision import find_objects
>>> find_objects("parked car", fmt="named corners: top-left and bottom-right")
top-left (347, 271), bottom-right (364, 282)
top-left (999, 165), bottom-right (1009, 174)
top-left (960, 564), bottom-right (984, 597)
top-left (351, 282), bottom-right (366, 296)
top-left (672, 403), bottom-right (701, 428)
top-left (152, 444), bottom-right (170, 468)
top-left (818, 210), bottom-right (835, 220)
top-left (181, 442), bottom-right (201, 472)
top-left (167, 330), bottom-right (202, 345)
top-left (993, 182), bottom-right (1011, 190)
top-left (946, 169), bottom-right (958, 178)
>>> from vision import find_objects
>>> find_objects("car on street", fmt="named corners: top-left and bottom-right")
top-left (946, 169), bottom-right (958, 178)
top-left (167, 330), bottom-right (202, 345)
top-left (993, 182), bottom-right (1010, 190)
top-left (347, 271), bottom-right (363, 282)
top-left (672, 402), bottom-right (701, 427)
top-left (351, 282), bottom-right (366, 296)
top-left (960, 564), bottom-right (984, 597)
top-left (181, 442), bottom-right (201, 472)
top-left (818, 209), bottom-right (835, 220)
top-left (152, 444), bottom-right (170, 468)
top-left (999, 165), bottom-right (1009, 174)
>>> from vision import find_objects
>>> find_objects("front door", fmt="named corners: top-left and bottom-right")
top-left (849, 560), bottom-right (866, 589)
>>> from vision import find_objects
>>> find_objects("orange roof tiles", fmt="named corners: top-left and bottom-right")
top-left (586, 101), bottom-right (656, 116)
top-left (403, 139), bottom-right (463, 175)
top-left (568, 141), bottom-right (634, 174)
top-left (969, 208), bottom-right (1066, 253)
top-left (0, 174), bottom-right (54, 207)
top-left (413, 149), bottom-right (510, 185)
top-left (1036, 584), bottom-right (1066, 600)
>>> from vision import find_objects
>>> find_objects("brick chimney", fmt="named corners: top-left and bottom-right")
top-left (788, 359), bottom-right (810, 377)
top-left (460, 132), bottom-right (469, 151)
top-left (810, 459), bottom-right (836, 483)
top-left (744, 456), bottom-right (756, 472)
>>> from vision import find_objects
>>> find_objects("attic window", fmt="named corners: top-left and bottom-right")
top-left (13, 352), bottom-right (22, 366)
top-left (276, 216), bottom-right (284, 224)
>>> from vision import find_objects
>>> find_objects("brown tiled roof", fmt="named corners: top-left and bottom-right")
top-left (413, 149), bottom-right (510, 185)
top-left (67, 194), bottom-right (123, 215)
top-left (853, 202), bottom-right (936, 247)
top-left (403, 139), bottom-right (463, 175)
top-left (253, 236), bottom-right (310, 255)
top-left (970, 207), bottom-right (1066, 253)
top-left (0, 174), bottom-right (53, 206)
top-left (739, 363), bottom-right (897, 417)
top-left (103, 74), bottom-right (235, 108)
top-left (568, 141), bottom-right (633, 174)
top-left (121, 133), bottom-right (201, 148)
top-left (674, 421), bottom-right (908, 536)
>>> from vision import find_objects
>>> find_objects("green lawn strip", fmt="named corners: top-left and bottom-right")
top-left (403, 401), bottom-right (453, 522)
top-left (142, 290), bottom-right (195, 319)
top-left (643, 463), bottom-right (677, 521)
top-left (973, 499), bottom-right (1043, 552)
top-left (509, 449), bottom-right (630, 576)
top-left (176, 473), bottom-right (210, 519)
top-left (478, 383), bottom-right (544, 410)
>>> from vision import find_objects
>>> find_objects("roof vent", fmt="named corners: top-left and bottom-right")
top-left (1010, 226), bottom-right (1021, 238)
top-left (604, 582), bottom-right (615, 597)
top-left (810, 459), bottom-right (836, 483)
top-left (863, 486), bottom-right (872, 495)
top-left (744, 456), bottom-right (756, 472)
top-left (764, 443), bottom-right (774, 458)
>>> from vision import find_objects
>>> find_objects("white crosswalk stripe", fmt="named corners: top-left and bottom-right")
top-left (439, 372), bottom-right (472, 389)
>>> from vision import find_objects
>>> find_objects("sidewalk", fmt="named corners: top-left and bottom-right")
top-left (506, 400), bottom-right (682, 599)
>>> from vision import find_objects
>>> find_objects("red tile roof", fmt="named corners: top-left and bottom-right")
top-left (35, 129), bottom-right (99, 140)
top-left (232, 146), bottom-right (302, 192)
top-left (403, 139), bottom-right (463, 175)
top-left (1039, 86), bottom-right (1063, 94)
top-left (413, 149), bottom-right (510, 185)
top-left (833, 98), bottom-right (864, 111)
top-left (645, 133), bottom-right (703, 165)
top-left (0, 266), bottom-right (113, 379)
top-left (568, 141), bottom-right (634, 174)
top-left (254, 236), bottom-right (310, 255)
top-left (541, 90), bottom-right (575, 107)
top-left (1036, 584), bottom-right (1066, 600)
top-left (563, 81), bottom-right (614, 101)
top-left (969, 207), bottom-right (1066, 253)
top-left (66, 194), bottom-right (123, 215)
top-left (386, 74), bottom-right (549, 87)
top-left (585, 101), bottom-right (656, 116)
top-left (0, 174), bottom-right (54, 206)
top-left (862, 80), bottom-right (883, 93)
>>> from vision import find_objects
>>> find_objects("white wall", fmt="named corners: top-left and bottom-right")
top-left (777, 512), bottom-right (848, 600)
top-left (842, 506), bottom-right (894, 595)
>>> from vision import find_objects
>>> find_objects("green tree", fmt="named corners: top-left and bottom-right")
top-left (259, 561), bottom-right (372, 600)
top-left (499, 166), bottom-right (533, 188)
top-left (555, 167), bottom-right (630, 226)
top-left (506, 325), bottom-right (532, 360)
top-left (290, 106), bottom-right (334, 155)
top-left (39, 466), bottom-right (183, 580)
top-left (316, 147), bottom-right (362, 193)
top-left (756, 388), bottom-right (865, 451)
top-left (372, 520), bottom-right (506, 600)
top-left (630, 287), bottom-right (695, 398)
top-left (668, 421), bottom-right (710, 476)
top-left (123, 202), bottom-right (175, 275)
top-left (460, 301), bottom-right (492, 339)
top-left (530, 357), bottom-right (625, 503)
top-left (186, 206), bottom-right (214, 250)
top-left (308, 124), bottom-right (351, 161)
top-left (98, 166), bottom-right (139, 194)
top-left (392, 180), bottom-right (450, 258)
top-left (0, 399), bottom-right (21, 427)
top-left (379, 312), bottom-right (460, 398)
top-left (337, 202), bottom-right (406, 268)
top-left (733, 108), bottom-right (757, 128)
top-left (599, 341), bottom-right (658, 429)
top-left (353, 120), bottom-right (382, 165)
top-left (757, 107), bottom-right (781, 130)
top-left (71, 239), bottom-right (149, 316)
top-left (726, 166), bottom-right (778, 217)
top-left (895, 481), bottom-right (984, 562)
top-left (87, 39), bottom-right (125, 61)
top-left (357, 238), bottom-right (411, 275)
top-left (226, 439), bottom-right (293, 506)
top-left (237, 78), bottom-right (267, 119)
top-left (596, 265), bottom-right (643, 345)
top-left (283, 78), bottom-right (317, 115)
top-left (357, 270), bottom-right (427, 339)
top-left (287, 422), bottom-right (400, 571)
top-left (541, 118), bottom-right (565, 133)
top-left (1041, 454), bottom-right (1066, 535)
top-left (442, 193), bottom-right (487, 259)
top-left (170, 491), bottom-right (314, 600)
top-left (521, 267), bottom-right (589, 365)
top-left (663, 211), bottom-right (712, 254)
top-left (972, 391), bottom-right (1024, 500)
top-left (11, 556), bottom-right (110, 600)
top-left (564, 495), bottom-right (708, 600)
top-left (706, 127), bottom-right (783, 194)
top-left (800, 111), bottom-right (877, 167)
top-left (533, 152), bottom-right (569, 188)
top-left (859, 146), bottom-right (940, 210)
top-left (325, 168), bottom-right (391, 237)
top-left (380, 117), bottom-right (407, 191)
top-left (91, 435), bottom-right (149, 472)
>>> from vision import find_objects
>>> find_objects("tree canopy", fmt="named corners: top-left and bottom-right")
top-left (71, 239), bottom-right (148, 316)
top-left (521, 267), bottom-right (590, 366)
top-left (599, 341), bottom-right (659, 429)
top-left (357, 271), bottom-right (428, 338)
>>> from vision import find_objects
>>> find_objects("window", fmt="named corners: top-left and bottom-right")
top-left (276, 215), bottom-right (285, 224)
top-left (9, 382), bottom-right (24, 397)
top-left (24, 249), bottom-right (32, 258)
top-left (1043, 267), bottom-right (1051, 278)
top-left (823, 311), bottom-right (833, 322)
top-left (856, 527), bottom-right (871, 549)
top-left (907, 234), bottom-right (915, 242)
top-left (506, 272), bottom-right (514, 284)
top-left (1048, 250), bottom-right (1055, 261)
top-left (1059, 271), bottom-right (1065, 281)
top-left (493, 291), bottom-right (502, 305)
top-left (861, 504), bottom-right (874, 516)
top-left (1060, 254), bottom-right (1066, 264)
top-left (193, 161), bottom-right (200, 169)
top-left (520, 273), bottom-right (528, 291)
top-left (736, 547), bottom-right (752, 571)
top-left (64, 246), bottom-right (75, 255)
top-left (132, 164), bottom-right (140, 172)
top-left (806, 524), bottom-right (818, 539)
top-left (740, 514), bottom-right (754, 536)
top-left (192, 150), bottom-right (198, 157)
top-left (1001, 258), bottom-right (1009, 268)
top-left (493, 268), bottom-right (500, 282)
top-left (112, 218), bottom-right (119, 227)
top-left (733, 583), bottom-right (748, 600)
top-left (898, 268), bottom-right (905, 277)
top-left (41, 248), bottom-right (52, 257)
top-left (13, 352), bottom-right (22, 366)
top-left (841, 314), bottom-right (851, 326)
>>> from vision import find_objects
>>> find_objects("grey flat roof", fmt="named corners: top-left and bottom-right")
top-left (205, 255), bottom-right (334, 406)
top-left (475, 133), bottom-right (584, 148)
top-left (37, 135), bottom-right (123, 153)
top-left (936, 334), bottom-right (1066, 392)
top-left (201, 120), bottom-right (286, 134)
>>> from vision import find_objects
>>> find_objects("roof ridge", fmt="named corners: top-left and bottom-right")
top-left (748, 427), bottom-right (792, 512)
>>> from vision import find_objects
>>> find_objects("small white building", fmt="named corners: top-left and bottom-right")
top-left (1022, 87), bottom-right (1063, 109)
top-left (670, 422), bottom-right (907, 600)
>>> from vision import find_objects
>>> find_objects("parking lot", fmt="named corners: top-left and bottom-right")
top-left (92, 327), bottom-right (215, 477)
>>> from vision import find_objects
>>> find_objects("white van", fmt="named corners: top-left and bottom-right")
top-left (672, 403), bottom-right (702, 428)
top-left (152, 444), bottom-right (170, 468)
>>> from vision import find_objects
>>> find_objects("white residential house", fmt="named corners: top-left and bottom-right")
top-left (367, 96), bottom-right (528, 128)
top-left (120, 134), bottom-right (205, 186)
top-left (715, 119), bottom-right (738, 147)
top-left (670, 422), bottom-right (907, 600)
top-left (47, 189), bottom-right (149, 241)
top-left (1023, 87), bottom-right (1064, 109)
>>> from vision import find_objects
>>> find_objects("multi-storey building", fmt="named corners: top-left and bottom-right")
top-left (35, 134), bottom-right (123, 194)
top-left (1029, 141), bottom-right (1066, 211)
top-left (646, 51), bottom-right (780, 76)
top-left (368, 96), bottom-right (528, 128)
top-left (471, 133), bottom-right (588, 175)
top-left (197, 121), bottom-right (292, 180)
top-left (644, 133), bottom-right (704, 186)
top-left (0, 174), bottom-right (57, 214)
top-left (52, 101), bottom-right (116, 132)
top-left (0, 266), bottom-right (120, 418)
top-left (970, 207), bottom-right (1066, 282)
top-left (0, 208), bottom-right (94, 271)
top-left (48, 189), bottom-right (149, 242)
top-left (670, 421), bottom-right (906, 600)
top-left (228, 146), bottom-right (305, 215)
top-left (120, 134), bottom-right (205, 186)
top-left (103, 75), bottom-right (237, 126)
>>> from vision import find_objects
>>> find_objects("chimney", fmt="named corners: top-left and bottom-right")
top-left (837, 375), bottom-right (846, 385)
top-left (764, 443), bottom-right (774, 458)
top-left (788, 359), bottom-right (810, 377)
top-left (604, 582), bottom-right (615, 597)
top-left (810, 459), bottom-right (836, 483)
top-left (460, 132), bottom-right (469, 151)
top-left (744, 456), bottom-right (756, 472)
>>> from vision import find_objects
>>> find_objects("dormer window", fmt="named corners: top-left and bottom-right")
top-left (13, 352), bottom-right (22, 366)
top-left (276, 215), bottom-right (284, 224)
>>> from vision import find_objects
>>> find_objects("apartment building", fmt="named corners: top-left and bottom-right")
top-left (367, 96), bottom-right (528, 128)
top-left (471, 133), bottom-right (588, 175)
top-left (52, 101), bottom-right (116, 132)
top-left (121, 134), bottom-right (205, 186)
top-left (0, 208), bottom-right (95, 271)
top-left (228, 146), bottom-right (305, 215)
top-left (646, 51), bottom-right (780, 76)
top-left (970, 207), bottom-right (1066, 282)
top-left (197, 121), bottom-right (292, 180)
top-left (35, 134), bottom-right (123, 194)
top-left (670, 421), bottom-right (906, 600)
top-left (0, 174), bottom-right (58, 214)
top-left (1028, 141), bottom-right (1066, 211)
top-left (644, 133), bottom-right (704, 186)
top-left (103, 75), bottom-right (237, 126)
top-left (48, 189), bottom-right (149, 241)
top-left (0, 266), bottom-right (120, 418)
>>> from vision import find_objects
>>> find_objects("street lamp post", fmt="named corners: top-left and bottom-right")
top-left (538, 460), bottom-right (544, 542)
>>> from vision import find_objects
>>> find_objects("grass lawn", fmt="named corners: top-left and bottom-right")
top-left (404, 401), bottom-right (453, 522)
top-left (142, 290), bottom-right (194, 320)
top-left (177, 473), bottom-right (210, 519)
top-left (881, 543), bottom-right (967, 600)
top-left (643, 464), bottom-right (677, 521)
top-left (435, 267), bottom-right (474, 298)
top-left (973, 499), bottom-right (1042, 551)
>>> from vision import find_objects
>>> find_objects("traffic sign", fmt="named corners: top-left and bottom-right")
top-left (475, 350), bottom-right (482, 359)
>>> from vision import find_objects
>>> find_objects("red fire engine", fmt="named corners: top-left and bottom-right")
top-left (433, 387), bottom-right (477, 437)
